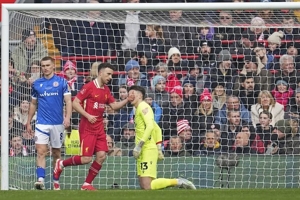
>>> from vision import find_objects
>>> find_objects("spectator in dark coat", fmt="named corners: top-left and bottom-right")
top-left (137, 25), bottom-right (165, 67)
top-left (191, 89), bottom-right (218, 139)
top-left (160, 86), bottom-right (192, 140)
top-left (286, 88), bottom-right (300, 119)
top-left (205, 49), bottom-right (237, 95)
top-left (162, 10), bottom-right (197, 54)
top-left (196, 130), bottom-right (221, 156)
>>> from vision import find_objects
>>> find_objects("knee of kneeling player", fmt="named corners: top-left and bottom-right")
top-left (81, 156), bottom-right (93, 164)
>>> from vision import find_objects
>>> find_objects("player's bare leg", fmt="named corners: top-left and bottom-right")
top-left (52, 148), bottom-right (62, 190)
top-left (35, 144), bottom-right (48, 190)
top-left (81, 151), bottom-right (106, 191)
top-left (139, 177), bottom-right (153, 190)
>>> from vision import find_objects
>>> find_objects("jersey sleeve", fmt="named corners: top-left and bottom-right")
top-left (31, 82), bottom-right (37, 99)
top-left (140, 103), bottom-right (155, 142)
top-left (153, 122), bottom-right (162, 145)
top-left (107, 89), bottom-right (115, 104)
top-left (62, 79), bottom-right (71, 96)
top-left (76, 84), bottom-right (90, 102)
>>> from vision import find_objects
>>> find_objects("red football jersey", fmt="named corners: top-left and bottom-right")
top-left (76, 79), bottom-right (115, 135)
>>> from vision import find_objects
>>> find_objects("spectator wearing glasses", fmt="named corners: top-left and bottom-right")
top-left (215, 11), bottom-right (242, 41)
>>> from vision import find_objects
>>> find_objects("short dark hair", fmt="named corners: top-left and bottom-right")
top-left (98, 62), bottom-right (115, 72)
top-left (128, 85), bottom-right (146, 100)
top-left (259, 110), bottom-right (273, 119)
top-left (40, 56), bottom-right (55, 64)
top-left (240, 73), bottom-right (255, 83)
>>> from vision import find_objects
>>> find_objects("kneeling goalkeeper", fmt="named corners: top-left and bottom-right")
top-left (128, 85), bottom-right (196, 190)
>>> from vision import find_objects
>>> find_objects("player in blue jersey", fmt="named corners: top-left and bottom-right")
top-left (26, 56), bottom-right (72, 190)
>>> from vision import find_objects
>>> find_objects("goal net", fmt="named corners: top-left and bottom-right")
top-left (3, 2), bottom-right (300, 190)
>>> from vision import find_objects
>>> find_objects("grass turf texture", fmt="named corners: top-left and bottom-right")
top-left (0, 189), bottom-right (299, 200)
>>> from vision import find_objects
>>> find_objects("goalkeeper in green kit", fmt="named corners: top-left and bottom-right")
top-left (128, 85), bottom-right (196, 190)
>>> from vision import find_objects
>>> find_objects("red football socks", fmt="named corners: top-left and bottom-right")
top-left (62, 156), bottom-right (82, 167)
top-left (85, 161), bottom-right (102, 184)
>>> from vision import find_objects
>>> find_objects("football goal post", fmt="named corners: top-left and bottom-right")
top-left (2, 2), bottom-right (300, 190)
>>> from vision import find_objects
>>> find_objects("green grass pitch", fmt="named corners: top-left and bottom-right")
top-left (0, 189), bottom-right (299, 200)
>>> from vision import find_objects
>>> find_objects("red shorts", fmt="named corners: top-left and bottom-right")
top-left (80, 133), bottom-right (108, 156)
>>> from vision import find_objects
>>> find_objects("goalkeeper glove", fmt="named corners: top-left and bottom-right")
top-left (157, 144), bottom-right (164, 161)
top-left (133, 141), bottom-right (143, 159)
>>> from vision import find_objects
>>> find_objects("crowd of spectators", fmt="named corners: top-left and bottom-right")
top-left (3, 0), bottom-right (300, 157)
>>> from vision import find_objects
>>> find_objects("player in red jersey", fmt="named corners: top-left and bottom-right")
top-left (53, 62), bottom-right (133, 190)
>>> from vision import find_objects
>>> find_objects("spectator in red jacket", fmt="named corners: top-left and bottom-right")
top-left (271, 79), bottom-right (294, 111)
top-left (154, 62), bottom-right (181, 93)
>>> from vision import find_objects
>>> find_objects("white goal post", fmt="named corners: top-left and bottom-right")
top-left (2, 2), bottom-right (300, 191)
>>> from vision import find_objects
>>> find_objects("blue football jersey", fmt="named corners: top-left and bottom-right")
top-left (32, 75), bottom-right (70, 125)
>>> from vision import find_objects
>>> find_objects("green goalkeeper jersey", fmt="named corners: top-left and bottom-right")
top-left (134, 101), bottom-right (158, 150)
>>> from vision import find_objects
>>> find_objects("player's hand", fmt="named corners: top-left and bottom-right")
top-left (158, 150), bottom-right (164, 160)
top-left (63, 117), bottom-right (71, 128)
top-left (127, 94), bottom-right (135, 103)
top-left (133, 146), bottom-right (142, 159)
top-left (87, 114), bottom-right (98, 124)
top-left (26, 123), bottom-right (32, 135)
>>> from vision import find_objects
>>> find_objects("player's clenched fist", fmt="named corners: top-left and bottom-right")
top-left (87, 114), bottom-right (98, 124)
top-left (133, 145), bottom-right (142, 159)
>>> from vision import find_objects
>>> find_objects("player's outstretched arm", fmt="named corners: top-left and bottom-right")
top-left (109, 98), bottom-right (130, 111)
top-left (110, 93), bottom-right (134, 111)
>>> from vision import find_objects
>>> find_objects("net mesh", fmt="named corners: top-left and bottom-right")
top-left (5, 6), bottom-right (300, 190)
